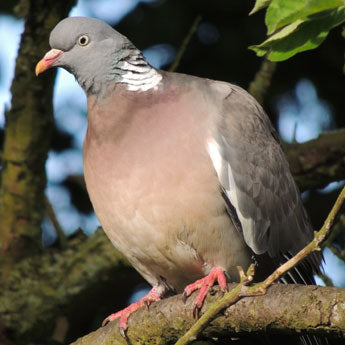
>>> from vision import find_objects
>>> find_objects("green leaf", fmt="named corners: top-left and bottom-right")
top-left (249, 19), bottom-right (304, 56)
top-left (250, 6), bottom-right (345, 61)
top-left (266, 0), bottom-right (344, 34)
top-left (249, 0), bottom-right (272, 15)
top-left (265, 19), bottom-right (305, 42)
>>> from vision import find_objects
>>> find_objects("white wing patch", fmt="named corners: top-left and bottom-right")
top-left (206, 137), bottom-right (258, 251)
top-left (207, 139), bottom-right (222, 175)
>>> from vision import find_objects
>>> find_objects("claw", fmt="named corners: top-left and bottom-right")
top-left (192, 303), bottom-right (199, 319)
top-left (102, 286), bottom-right (162, 335)
top-left (102, 312), bottom-right (120, 327)
top-left (221, 283), bottom-right (229, 294)
top-left (182, 291), bottom-right (188, 304)
top-left (183, 267), bottom-right (228, 317)
top-left (119, 326), bottom-right (127, 338)
top-left (144, 299), bottom-right (150, 310)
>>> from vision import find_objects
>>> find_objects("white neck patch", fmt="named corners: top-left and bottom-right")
top-left (119, 56), bottom-right (162, 92)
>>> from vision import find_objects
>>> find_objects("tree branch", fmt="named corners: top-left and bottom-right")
top-left (322, 215), bottom-right (345, 262)
top-left (45, 196), bottom-right (68, 249)
top-left (70, 284), bottom-right (345, 345)
top-left (286, 129), bottom-right (345, 192)
top-left (0, 229), bottom-right (139, 344)
top-left (248, 58), bottom-right (277, 105)
top-left (0, 0), bottom-right (76, 260)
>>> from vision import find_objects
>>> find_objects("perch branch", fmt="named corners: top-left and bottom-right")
top-left (70, 284), bottom-right (345, 345)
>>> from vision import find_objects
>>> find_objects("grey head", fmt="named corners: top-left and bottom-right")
top-left (37, 17), bottom-right (160, 94)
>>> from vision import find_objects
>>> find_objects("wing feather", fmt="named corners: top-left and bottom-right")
top-left (208, 83), bottom-right (320, 268)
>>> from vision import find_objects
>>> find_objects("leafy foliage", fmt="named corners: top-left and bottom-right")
top-left (249, 0), bottom-right (345, 61)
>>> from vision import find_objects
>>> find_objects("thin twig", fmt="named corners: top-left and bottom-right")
top-left (169, 15), bottom-right (202, 73)
top-left (322, 214), bottom-right (344, 248)
top-left (175, 186), bottom-right (345, 345)
top-left (322, 214), bottom-right (345, 262)
top-left (45, 196), bottom-right (68, 248)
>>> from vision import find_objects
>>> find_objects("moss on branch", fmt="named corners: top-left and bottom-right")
top-left (0, 229), bottom-right (138, 344)
top-left (0, 0), bottom-right (76, 260)
top-left (70, 284), bottom-right (345, 345)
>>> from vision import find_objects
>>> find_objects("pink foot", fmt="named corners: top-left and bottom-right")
top-left (183, 267), bottom-right (228, 317)
top-left (102, 287), bottom-right (162, 337)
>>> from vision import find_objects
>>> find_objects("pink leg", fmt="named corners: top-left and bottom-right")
top-left (183, 267), bottom-right (228, 317)
top-left (102, 286), bottom-right (162, 337)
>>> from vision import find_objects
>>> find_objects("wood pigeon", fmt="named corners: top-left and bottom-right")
top-left (36, 16), bottom-right (322, 340)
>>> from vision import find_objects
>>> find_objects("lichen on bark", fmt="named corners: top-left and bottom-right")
top-left (70, 284), bottom-right (345, 345)
top-left (0, 0), bottom-right (76, 259)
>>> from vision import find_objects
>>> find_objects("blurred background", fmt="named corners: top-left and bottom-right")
top-left (0, 0), bottom-right (345, 343)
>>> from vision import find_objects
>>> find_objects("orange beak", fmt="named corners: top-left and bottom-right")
top-left (35, 49), bottom-right (63, 76)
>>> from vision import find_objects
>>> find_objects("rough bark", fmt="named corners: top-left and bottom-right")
top-left (0, 0), bottom-right (76, 260)
top-left (286, 129), bottom-right (345, 192)
top-left (0, 3), bottom-right (78, 344)
top-left (0, 229), bottom-right (140, 344)
top-left (70, 284), bottom-right (345, 345)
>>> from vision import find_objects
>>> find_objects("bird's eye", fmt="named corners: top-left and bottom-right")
top-left (78, 35), bottom-right (90, 46)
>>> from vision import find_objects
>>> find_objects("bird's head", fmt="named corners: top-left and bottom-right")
top-left (35, 17), bottom-right (143, 94)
